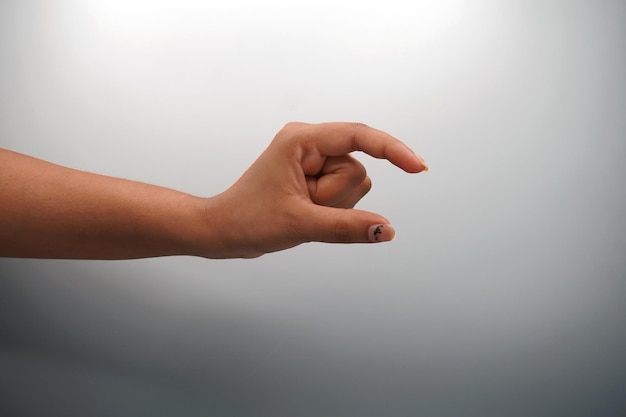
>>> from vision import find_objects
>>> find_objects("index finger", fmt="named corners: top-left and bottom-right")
top-left (300, 122), bottom-right (428, 173)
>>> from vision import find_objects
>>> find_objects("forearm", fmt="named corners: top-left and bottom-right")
top-left (0, 148), bottom-right (208, 259)
top-left (0, 123), bottom-right (427, 260)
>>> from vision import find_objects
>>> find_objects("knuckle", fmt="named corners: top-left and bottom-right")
top-left (361, 176), bottom-right (372, 194)
top-left (282, 121), bottom-right (306, 132)
top-left (347, 122), bottom-right (369, 151)
top-left (354, 160), bottom-right (367, 181)
top-left (345, 158), bottom-right (367, 185)
top-left (333, 217), bottom-right (352, 242)
top-left (349, 122), bottom-right (369, 130)
top-left (277, 122), bottom-right (309, 145)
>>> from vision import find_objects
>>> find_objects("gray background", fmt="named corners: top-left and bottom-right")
top-left (1, 0), bottom-right (625, 416)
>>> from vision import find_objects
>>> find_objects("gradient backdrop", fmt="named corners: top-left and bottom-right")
top-left (1, 0), bottom-right (625, 416)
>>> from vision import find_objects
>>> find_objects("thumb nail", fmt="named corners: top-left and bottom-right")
top-left (368, 224), bottom-right (396, 243)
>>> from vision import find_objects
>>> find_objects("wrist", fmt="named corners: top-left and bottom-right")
top-left (184, 193), bottom-right (264, 259)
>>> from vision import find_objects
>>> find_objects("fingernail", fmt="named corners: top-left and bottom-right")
top-left (417, 154), bottom-right (429, 172)
top-left (369, 224), bottom-right (396, 243)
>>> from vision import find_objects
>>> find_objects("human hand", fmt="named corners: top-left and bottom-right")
top-left (198, 122), bottom-right (428, 258)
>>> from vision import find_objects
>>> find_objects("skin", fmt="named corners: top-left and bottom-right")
top-left (0, 122), bottom-right (428, 259)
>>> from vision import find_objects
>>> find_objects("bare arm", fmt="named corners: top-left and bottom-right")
top-left (0, 122), bottom-right (428, 259)
top-left (0, 148), bottom-right (207, 259)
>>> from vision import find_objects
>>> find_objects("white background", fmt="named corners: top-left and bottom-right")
top-left (1, 1), bottom-right (625, 415)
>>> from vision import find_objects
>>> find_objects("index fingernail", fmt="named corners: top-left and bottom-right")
top-left (416, 154), bottom-right (429, 172)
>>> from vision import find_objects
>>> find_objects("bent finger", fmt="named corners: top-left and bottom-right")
top-left (300, 122), bottom-right (428, 173)
top-left (306, 155), bottom-right (367, 206)
top-left (333, 176), bottom-right (372, 209)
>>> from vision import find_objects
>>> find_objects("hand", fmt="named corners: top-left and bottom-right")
top-left (199, 122), bottom-right (428, 258)
top-left (0, 122), bottom-right (426, 260)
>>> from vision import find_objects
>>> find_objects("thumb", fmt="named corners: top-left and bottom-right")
top-left (301, 204), bottom-right (396, 244)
